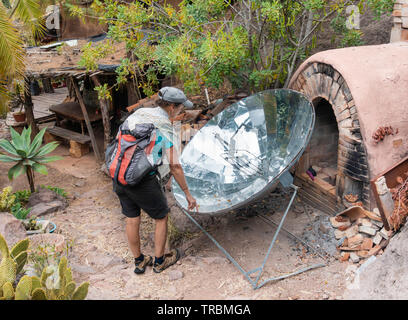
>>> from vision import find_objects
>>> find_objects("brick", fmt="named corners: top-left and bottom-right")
top-left (401, 28), bottom-right (408, 41)
top-left (349, 252), bottom-right (360, 263)
top-left (330, 217), bottom-right (351, 229)
top-left (348, 234), bottom-right (364, 248)
top-left (345, 225), bottom-right (359, 238)
top-left (338, 108), bottom-right (351, 122)
top-left (368, 245), bottom-right (382, 256)
top-left (359, 226), bottom-right (377, 236)
top-left (339, 118), bottom-right (353, 129)
top-left (340, 252), bottom-right (350, 262)
top-left (357, 250), bottom-right (370, 258)
top-left (393, 10), bottom-right (402, 16)
top-left (337, 237), bottom-right (347, 247)
top-left (373, 232), bottom-right (383, 245)
top-left (356, 218), bottom-right (371, 227)
top-left (371, 220), bottom-right (383, 229)
top-left (338, 225), bottom-right (350, 231)
top-left (360, 238), bottom-right (373, 251)
top-left (379, 228), bottom-right (393, 240)
top-left (403, 16), bottom-right (408, 28)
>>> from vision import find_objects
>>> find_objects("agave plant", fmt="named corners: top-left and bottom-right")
top-left (0, 126), bottom-right (62, 192)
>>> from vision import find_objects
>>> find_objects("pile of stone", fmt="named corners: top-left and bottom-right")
top-left (332, 208), bottom-right (394, 264)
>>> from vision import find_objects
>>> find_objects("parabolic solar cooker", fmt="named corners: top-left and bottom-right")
top-left (172, 89), bottom-right (325, 289)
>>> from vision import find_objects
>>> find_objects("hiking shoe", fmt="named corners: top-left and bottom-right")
top-left (153, 249), bottom-right (180, 273)
top-left (134, 255), bottom-right (153, 274)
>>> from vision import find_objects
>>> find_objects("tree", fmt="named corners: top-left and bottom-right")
top-left (0, 0), bottom-right (46, 116)
top-left (67, 0), bottom-right (394, 97)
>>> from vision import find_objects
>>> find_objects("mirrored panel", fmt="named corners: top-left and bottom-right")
top-left (172, 89), bottom-right (315, 214)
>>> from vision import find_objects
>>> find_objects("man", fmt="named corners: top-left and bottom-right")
top-left (113, 86), bottom-right (198, 274)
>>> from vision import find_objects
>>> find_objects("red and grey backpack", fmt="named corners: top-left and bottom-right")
top-left (105, 121), bottom-right (160, 186)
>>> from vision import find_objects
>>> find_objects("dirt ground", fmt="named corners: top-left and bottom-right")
top-left (1, 144), bottom-right (355, 300)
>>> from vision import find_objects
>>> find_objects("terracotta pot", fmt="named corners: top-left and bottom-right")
top-left (12, 112), bottom-right (26, 122)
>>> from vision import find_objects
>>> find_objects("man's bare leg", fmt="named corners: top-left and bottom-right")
top-left (126, 216), bottom-right (141, 258)
top-left (154, 215), bottom-right (168, 258)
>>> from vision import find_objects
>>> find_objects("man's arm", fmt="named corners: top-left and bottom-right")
top-left (165, 146), bottom-right (198, 212)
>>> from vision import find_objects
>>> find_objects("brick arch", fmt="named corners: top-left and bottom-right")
top-left (290, 62), bottom-right (371, 211)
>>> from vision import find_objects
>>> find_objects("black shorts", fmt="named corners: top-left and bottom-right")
top-left (113, 174), bottom-right (170, 219)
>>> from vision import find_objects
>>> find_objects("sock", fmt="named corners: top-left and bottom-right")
top-left (155, 256), bottom-right (164, 265)
top-left (135, 254), bottom-right (144, 263)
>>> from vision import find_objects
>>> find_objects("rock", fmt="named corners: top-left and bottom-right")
top-left (360, 238), bottom-right (373, 251)
top-left (26, 187), bottom-right (68, 218)
top-left (348, 234), bottom-right (364, 248)
top-left (100, 163), bottom-right (110, 177)
top-left (74, 179), bottom-right (85, 187)
top-left (28, 201), bottom-right (66, 217)
top-left (358, 225), bottom-right (377, 236)
top-left (345, 225), bottom-right (359, 238)
top-left (349, 252), bottom-right (360, 263)
top-left (373, 232), bottom-right (383, 245)
top-left (379, 227), bottom-right (393, 240)
top-left (340, 252), bottom-right (350, 262)
top-left (337, 236), bottom-right (347, 247)
top-left (371, 220), bottom-right (384, 229)
top-left (168, 269), bottom-right (184, 281)
top-left (0, 213), bottom-right (27, 247)
top-left (356, 218), bottom-right (372, 227)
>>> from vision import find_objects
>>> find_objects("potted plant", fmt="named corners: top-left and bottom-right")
top-left (11, 82), bottom-right (26, 122)
top-left (12, 105), bottom-right (26, 122)
top-left (23, 216), bottom-right (50, 235)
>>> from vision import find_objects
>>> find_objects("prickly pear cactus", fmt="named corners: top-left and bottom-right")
top-left (0, 234), bottom-right (17, 289)
top-left (0, 233), bottom-right (89, 300)
top-left (38, 256), bottom-right (89, 300)
top-left (10, 239), bottom-right (29, 275)
top-left (14, 276), bottom-right (32, 300)
top-left (2, 282), bottom-right (14, 300)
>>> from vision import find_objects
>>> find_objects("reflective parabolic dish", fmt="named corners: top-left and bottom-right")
top-left (172, 89), bottom-right (315, 214)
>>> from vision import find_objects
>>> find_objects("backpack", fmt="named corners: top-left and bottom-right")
top-left (105, 122), bottom-right (160, 186)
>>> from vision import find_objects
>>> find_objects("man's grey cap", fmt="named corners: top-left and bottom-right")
top-left (158, 87), bottom-right (194, 108)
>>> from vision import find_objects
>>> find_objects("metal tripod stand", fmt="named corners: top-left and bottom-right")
top-left (182, 171), bottom-right (327, 290)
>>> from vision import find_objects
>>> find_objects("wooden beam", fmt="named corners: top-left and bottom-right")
top-left (24, 77), bottom-right (39, 139)
top-left (70, 77), bottom-right (103, 161)
top-left (127, 80), bottom-right (140, 106)
top-left (90, 75), bottom-right (112, 150)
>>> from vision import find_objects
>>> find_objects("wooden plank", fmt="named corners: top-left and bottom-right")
top-left (295, 174), bottom-right (339, 205)
top-left (46, 126), bottom-right (91, 144)
top-left (70, 77), bottom-right (103, 161)
top-left (34, 114), bottom-right (56, 124)
top-left (91, 75), bottom-right (112, 150)
top-left (297, 189), bottom-right (340, 216)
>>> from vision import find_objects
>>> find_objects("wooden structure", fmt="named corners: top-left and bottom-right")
top-left (23, 39), bottom-right (134, 161)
